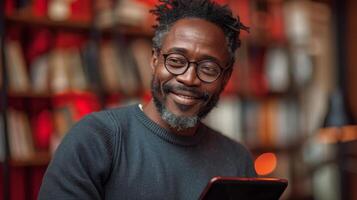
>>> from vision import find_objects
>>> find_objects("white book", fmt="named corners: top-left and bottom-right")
top-left (114, 0), bottom-right (148, 26)
top-left (7, 110), bottom-right (22, 160)
top-left (18, 111), bottom-right (35, 160)
top-left (31, 54), bottom-right (50, 94)
top-left (67, 48), bottom-right (88, 91)
top-left (265, 47), bottom-right (290, 92)
top-left (5, 40), bottom-right (31, 93)
top-left (204, 97), bottom-right (243, 142)
top-left (276, 100), bottom-right (299, 147)
top-left (49, 49), bottom-right (71, 93)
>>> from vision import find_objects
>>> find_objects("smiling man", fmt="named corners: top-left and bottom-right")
top-left (39, 0), bottom-right (256, 199)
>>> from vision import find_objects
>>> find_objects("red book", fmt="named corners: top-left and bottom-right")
top-left (268, 1), bottom-right (286, 42)
top-left (70, 0), bottom-right (93, 22)
top-left (10, 167), bottom-right (26, 200)
top-left (32, 0), bottom-right (48, 17)
top-left (53, 92), bottom-right (100, 121)
top-left (54, 32), bottom-right (87, 49)
top-left (4, 0), bottom-right (16, 15)
top-left (32, 110), bottom-right (53, 150)
top-left (26, 29), bottom-right (52, 64)
top-left (228, 0), bottom-right (251, 38)
top-left (249, 46), bottom-right (268, 97)
top-left (135, 0), bottom-right (157, 7)
top-left (31, 167), bottom-right (47, 200)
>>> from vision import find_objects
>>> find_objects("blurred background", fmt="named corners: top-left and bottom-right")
top-left (0, 0), bottom-right (356, 199)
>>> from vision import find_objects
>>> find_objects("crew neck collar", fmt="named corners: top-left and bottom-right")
top-left (133, 104), bottom-right (205, 146)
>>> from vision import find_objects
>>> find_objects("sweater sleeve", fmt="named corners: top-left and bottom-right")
top-left (38, 114), bottom-right (116, 200)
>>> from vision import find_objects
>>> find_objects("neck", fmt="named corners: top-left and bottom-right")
top-left (142, 99), bottom-right (199, 136)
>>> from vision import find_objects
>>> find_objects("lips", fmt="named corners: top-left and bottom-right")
top-left (169, 91), bottom-right (202, 106)
top-left (162, 84), bottom-right (209, 107)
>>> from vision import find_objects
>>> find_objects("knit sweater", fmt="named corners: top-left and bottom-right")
top-left (39, 104), bottom-right (256, 200)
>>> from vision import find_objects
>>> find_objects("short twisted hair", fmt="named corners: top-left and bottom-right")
top-left (150, 0), bottom-right (249, 59)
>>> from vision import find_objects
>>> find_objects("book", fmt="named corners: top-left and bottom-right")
top-left (268, 0), bottom-right (286, 42)
top-left (130, 39), bottom-right (153, 91)
top-left (242, 100), bottom-right (261, 146)
top-left (30, 53), bottom-right (51, 94)
top-left (99, 41), bottom-right (122, 93)
top-left (31, 110), bottom-right (53, 150)
top-left (114, 0), bottom-right (149, 26)
top-left (0, 115), bottom-right (5, 162)
top-left (49, 49), bottom-right (71, 94)
top-left (291, 47), bottom-right (313, 89)
top-left (69, 0), bottom-right (93, 22)
top-left (48, 0), bottom-right (72, 21)
top-left (264, 46), bottom-right (290, 93)
top-left (203, 97), bottom-right (243, 142)
top-left (67, 48), bottom-right (89, 91)
top-left (0, 39), bottom-right (2, 89)
top-left (5, 40), bottom-right (31, 93)
top-left (283, 1), bottom-right (310, 46)
top-left (93, 0), bottom-right (115, 28)
top-left (275, 99), bottom-right (299, 147)
top-left (241, 98), bottom-right (301, 148)
top-left (244, 46), bottom-right (268, 97)
top-left (32, 0), bottom-right (49, 17)
top-left (81, 40), bottom-right (103, 94)
top-left (257, 99), bottom-right (277, 147)
top-left (7, 109), bottom-right (35, 161)
top-left (113, 40), bottom-right (141, 96)
top-left (228, 0), bottom-right (251, 38)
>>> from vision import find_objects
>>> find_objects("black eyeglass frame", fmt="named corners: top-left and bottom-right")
top-left (161, 52), bottom-right (233, 83)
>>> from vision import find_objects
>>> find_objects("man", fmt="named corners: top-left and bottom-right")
top-left (39, 0), bottom-right (256, 199)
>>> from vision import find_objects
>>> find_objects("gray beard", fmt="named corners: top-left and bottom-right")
top-left (151, 77), bottom-right (222, 131)
top-left (154, 98), bottom-right (199, 131)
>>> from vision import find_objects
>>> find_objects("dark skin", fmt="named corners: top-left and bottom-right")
top-left (143, 18), bottom-right (233, 136)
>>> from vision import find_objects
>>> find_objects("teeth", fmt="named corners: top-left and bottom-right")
top-left (178, 94), bottom-right (195, 99)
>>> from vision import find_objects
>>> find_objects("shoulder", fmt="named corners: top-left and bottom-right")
top-left (60, 104), bottom-right (137, 150)
top-left (75, 104), bottom-right (138, 134)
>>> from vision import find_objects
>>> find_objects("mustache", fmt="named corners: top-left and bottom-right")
top-left (162, 84), bottom-right (210, 101)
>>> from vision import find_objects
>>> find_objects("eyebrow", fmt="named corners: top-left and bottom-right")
top-left (166, 47), bottom-right (222, 64)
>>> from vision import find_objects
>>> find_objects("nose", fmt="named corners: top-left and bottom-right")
top-left (175, 63), bottom-right (201, 86)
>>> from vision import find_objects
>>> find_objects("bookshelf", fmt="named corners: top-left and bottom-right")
top-left (1, 0), bottom-right (154, 199)
top-left (9, 151), bottom-right (51, 167)
top-left (5, 13), bottom-right (153, 37)
top-left (0, 0), bottom-right (343, 200)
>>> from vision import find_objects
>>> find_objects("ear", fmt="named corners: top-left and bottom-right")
top-left (150, 49), bottom-right (159, 73)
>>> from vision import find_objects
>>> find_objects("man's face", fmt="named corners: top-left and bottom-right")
top-left (150, 18), bottom-right (232, 130)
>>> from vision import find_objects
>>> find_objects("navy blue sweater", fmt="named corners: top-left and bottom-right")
top-left (39, 104), bottom-right (256, 200)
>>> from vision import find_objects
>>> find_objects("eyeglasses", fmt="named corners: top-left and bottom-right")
top-left (162, 53), bottom-right (231, 83)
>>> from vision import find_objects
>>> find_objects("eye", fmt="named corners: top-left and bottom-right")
top-left (199, 62), bottom-right (220, 76)
top-left (166, 54), bottom-right (187, 68)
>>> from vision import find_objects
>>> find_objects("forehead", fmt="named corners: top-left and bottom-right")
top-left (161, 18), bottom-right (230, 61)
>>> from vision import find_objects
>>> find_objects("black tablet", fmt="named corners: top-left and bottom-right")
top-left (199, 177), bottom-right (288, 200)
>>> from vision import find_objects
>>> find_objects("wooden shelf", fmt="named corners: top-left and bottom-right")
top-left (5, 13), bottom-right (92, 32)
top-left (7, 90), bottom-right (100, 98)
top-left (10, 151), bottom-right (51, 167)
top-left (5, 12), bottom-right (153, 37)
top-left (7, 92), bottom-right (53, 99)
top-left (249, 142), bottom-right (303, 154)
